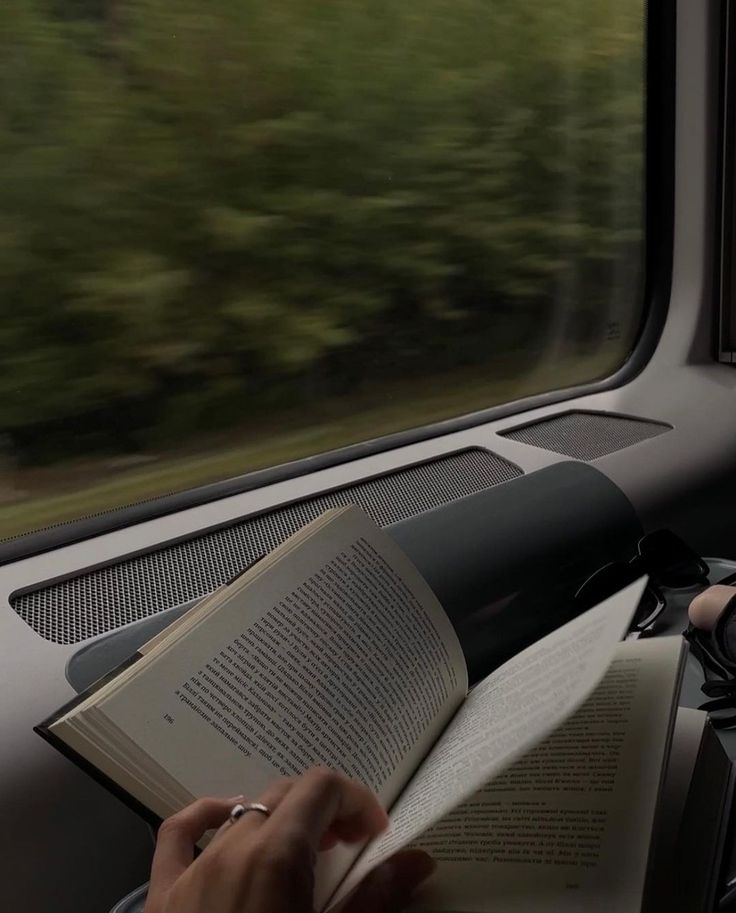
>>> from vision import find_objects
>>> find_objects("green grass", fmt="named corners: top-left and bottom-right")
top-left (0, 350), bottom-right (623, 540)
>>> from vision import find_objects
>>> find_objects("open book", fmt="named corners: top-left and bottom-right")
top-left (38, 506), bottom-right (688, 912)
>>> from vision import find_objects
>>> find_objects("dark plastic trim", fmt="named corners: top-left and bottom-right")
top-left (498, 408), bottom-right (674, 437)
top-left (0, 0), bottom-right (676, 567)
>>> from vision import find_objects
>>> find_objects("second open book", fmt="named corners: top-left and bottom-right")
top-left (38, 506), bottom-right (686, 912)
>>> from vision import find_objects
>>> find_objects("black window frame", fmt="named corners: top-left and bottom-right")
top-left (719, 0), bottom-right (736, 362)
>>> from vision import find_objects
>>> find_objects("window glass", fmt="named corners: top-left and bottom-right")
top-left (0, 0), bottom-right (645, 538)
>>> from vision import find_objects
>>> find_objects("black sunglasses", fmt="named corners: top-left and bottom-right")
top-left (575, 529), bottom-right (709, 635)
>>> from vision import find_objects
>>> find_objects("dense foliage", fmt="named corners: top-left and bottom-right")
top-left (0, 0), bottom-right (644, 463)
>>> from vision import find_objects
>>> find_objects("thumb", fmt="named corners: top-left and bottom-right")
top-left (339, 850), bottom-right (436, 913)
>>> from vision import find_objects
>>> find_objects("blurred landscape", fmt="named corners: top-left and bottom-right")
top-left (0, 0), bottom-right (644, 537)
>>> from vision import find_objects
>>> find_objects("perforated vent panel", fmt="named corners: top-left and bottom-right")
top-left (12, 448), bottom-right (520, 644)
top-left (500, 411), bottom-right (671, 460)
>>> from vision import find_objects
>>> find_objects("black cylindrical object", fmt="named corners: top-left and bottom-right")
top-left (390, 460), bottom-right (643, 682)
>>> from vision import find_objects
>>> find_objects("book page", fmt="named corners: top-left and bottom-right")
top-left (407, 637), bottom-right (684, 913)
top-left (330, 580), bottom-right (646, 908)
top-left (93, 504), bottom-right (467, 817)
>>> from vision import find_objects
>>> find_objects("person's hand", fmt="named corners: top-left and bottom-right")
top-left (144, 767), bottom-right (436, 913)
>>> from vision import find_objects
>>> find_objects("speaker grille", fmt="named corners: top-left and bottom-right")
top-left (12, 448), bottom-right (520, 645)
top-left (500, 411), bottom-right (671, 460)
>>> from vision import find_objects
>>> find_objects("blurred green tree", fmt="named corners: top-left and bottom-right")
top-left (0, 0), bottom-right (644, 462)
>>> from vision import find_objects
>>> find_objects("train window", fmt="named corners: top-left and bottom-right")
top-left (0, 0), bottom-right (645, 539)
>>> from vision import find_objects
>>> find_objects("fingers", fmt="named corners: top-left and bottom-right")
top-left (340, 850), bottom-right (436, 913)
top-left (265, 768), bottom-right (389, 854)
top-left (210, 770), bottom-right (382, 856)
top-left (148, 797), bottom-right (238, 899)
top-left (211, 779), bottom-right (294, 845)
top-left (149, 768), bottom-right (392, 913)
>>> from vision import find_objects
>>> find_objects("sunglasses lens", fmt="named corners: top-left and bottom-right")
top-left (576, 562), bottom-right (638, 609)
top-left (576, 563), bottom-right (665, 633)
top-left (637, 529), bottom-right (709, 588)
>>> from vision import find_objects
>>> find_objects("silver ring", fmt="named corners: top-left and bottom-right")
top-left (229, 802), bottom-right (271, 824)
